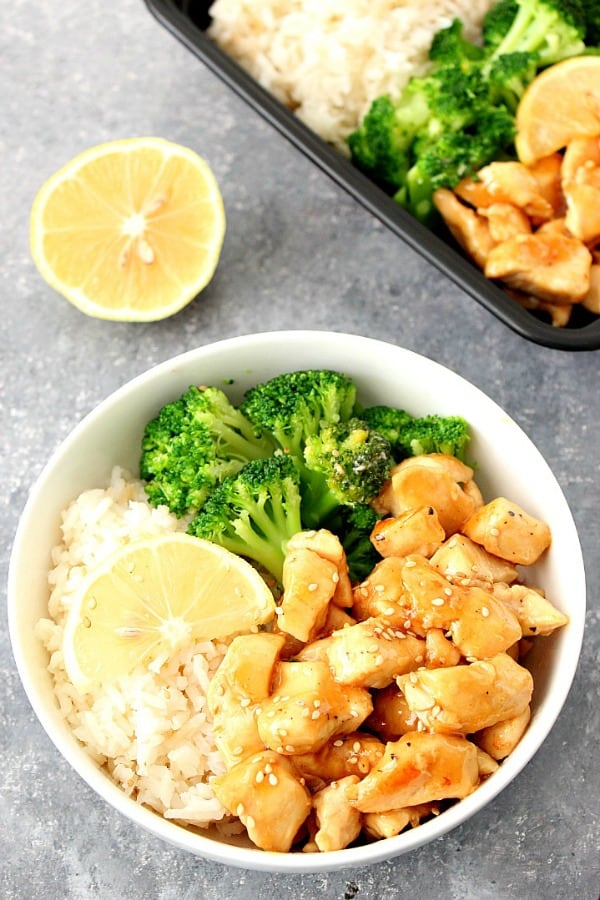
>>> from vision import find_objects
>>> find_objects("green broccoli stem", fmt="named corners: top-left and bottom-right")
top-left (490, 2), bottom-right (585, 62)
top-left (209, 420), bottom-right (274, 461)
top-left (299, 466), bottom-right (345, 529)
top-left (206, 519), bottom-right (288, 584)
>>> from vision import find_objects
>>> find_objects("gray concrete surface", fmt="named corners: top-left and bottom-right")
top-left (1, 1), bottom-right (598, 897)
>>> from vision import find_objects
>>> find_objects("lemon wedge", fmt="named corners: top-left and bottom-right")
top-left (516, 57), bottom-right (600, 165)
top-left (63, 533), bottom-right (275, 691)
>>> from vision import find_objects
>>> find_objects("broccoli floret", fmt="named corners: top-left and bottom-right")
top-left (301, 418), bottom-right (394, 525)
top-left (240, 369), bottom-right (357, 458)
top-left (487, 51), bottom-right (540, 112)
top-left (487, 0), bottom-right (586, 66)
top-left (347, 89), bottom-right (431, 190)
top-left (323, 503), bottom-right (382, 582)
top-left (349, 55), bottom-right (517, 223)
top-left (360, 405), bottom-right (414, 454)
top-left (399, 415), bottom-right (472, 461)
top-left (399, 105), bottom-right (517, 221)
top-left (140, 385), bottom-right (276, 517)
top-left (482, 0), bottom-right (519, 50)
top-left (187, 454), bottom-right (303, 583)
top-left (361, 406), bottom-right (471, 462)
top-left (429, 18), bottom-right (486, 65)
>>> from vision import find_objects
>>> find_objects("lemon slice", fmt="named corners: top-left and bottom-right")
top-left (63, 533), bottom-right (275, 691)
top-left (515, 57), bottom-right (600, 165)
top-left (30, 137), bottom-right (226, 321)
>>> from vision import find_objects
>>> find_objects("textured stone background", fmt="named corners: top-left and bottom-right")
top-left (1, 2), bottom-right (598, 897)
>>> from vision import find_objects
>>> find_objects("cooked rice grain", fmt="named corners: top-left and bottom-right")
top-left (36, 467), bottom-right (230, 828)
top-left (208, 0), bottom-right (496, 150)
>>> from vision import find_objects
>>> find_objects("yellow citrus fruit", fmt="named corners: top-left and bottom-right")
top-left (30, 138), bottom-right (226, 321)
top-left (63, 533), bottom-right (275, 691)
top-left (516, 57), bottom-right (600, 165)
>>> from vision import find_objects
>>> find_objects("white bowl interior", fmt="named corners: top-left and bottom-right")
top-left (8, 331), bottom-right (586, 873)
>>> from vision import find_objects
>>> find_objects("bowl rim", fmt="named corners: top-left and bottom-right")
top-left (8, 330), bottom-right (587, 872)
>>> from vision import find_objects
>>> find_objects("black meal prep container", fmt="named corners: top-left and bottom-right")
top-left (145, 0), bottom-right (600, 351)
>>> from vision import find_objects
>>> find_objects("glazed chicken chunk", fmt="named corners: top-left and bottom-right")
top-left (430, 532), bottom-right (519, 588)
top-left (492, 582), bottom-right (568, 636)
top-left (211, 750), bottom-right (311, 852)
top-left (463, 497), bottom-right (552, 565)
top-left (370, 505), bottom-right (445, 559)
top-left (396, 652), bottom-right (533, 734)
top-left (347, 732), bottom-right (480, 812)
top-left (256, 659), bottom-right (372, 755)
top-left (207, 632), bottom-right (285, 766)
top-left (300, 616), bottom-right (426, 689)
top-left (484, 231), bottom-right (592, 304)
top-left (377, 453), bottom-right (482, 536)
top-left (311, 776), bottom-right (362, 852)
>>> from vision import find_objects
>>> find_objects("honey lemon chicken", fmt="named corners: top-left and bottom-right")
top-left (209, 454), bottom-right (568, 852)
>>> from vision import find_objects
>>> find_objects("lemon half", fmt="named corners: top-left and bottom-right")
top-left (30, 137), bottom-right (226, 321)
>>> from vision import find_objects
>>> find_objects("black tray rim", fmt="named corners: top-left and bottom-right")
top-left (145, 0), bottom-right (600, 352)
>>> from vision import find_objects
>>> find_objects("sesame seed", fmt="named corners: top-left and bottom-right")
top-left (481, 606), bottom-right (490, 617)
top-left (308, 583), bottom-right (318, 592)
top-left (405, 560), bottom-right (416, 568)
top-left (313, 699), bottom-right (321, 707)
top-left (349, 756), bottom-right (358, 765)
top-left (368, 642), bottom-right (379, 653)
top-left (264, 763), bottom-right (272, 774)
top-left (351, 710), bottom-right (360, 717)
top-left (278, 728), bottom-right (288, 737)
top-left (246, 816), bottom-right (256, 830)
top-left (274, 606), bottom-right (283, 616)
top-left (332, 572), bottom-right (339, 583)
top-left (431, 597), bottom-right (445, 607)
top-left (233, 746), bottom-right (244, 756)
top-left (490, 527), bottom-right (500, 536)
top-left (269, 773), bottom-right (278, 786)
top-left (375, 654), bottom-right (384, 666)
top-left (276, 745), bottom-right (284, 754)
top-left (236, 803), bottom-right (245, 816)
top-left (311, 710), bottom-right (321, 720)
top-left (333, 739), bottom-right (344, 747)
top-left (444, 588), bottom-right (453, 596)
top-left (374, 584), bottom-right (385, 593)
top-left (353, 741), bottom-right (361, 752)
top-left (256, 770), bottom-right (264, 783)
top-left (404, 620), bottom-right (412, 630)
top-left (239, 697), bottom-right (251, 707)
top-left (285, 744), bottom-right (295, 753)
top-left (384, 606), bottom-right (396, 616)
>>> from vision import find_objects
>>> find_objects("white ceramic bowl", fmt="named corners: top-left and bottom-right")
top-left (8, 331), bottom-right (586, 873)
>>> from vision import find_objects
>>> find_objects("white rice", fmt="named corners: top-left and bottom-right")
top-left (207, 0), bottom-right (496, 150)
top-left (36, 467), bottom-right (233, 829)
